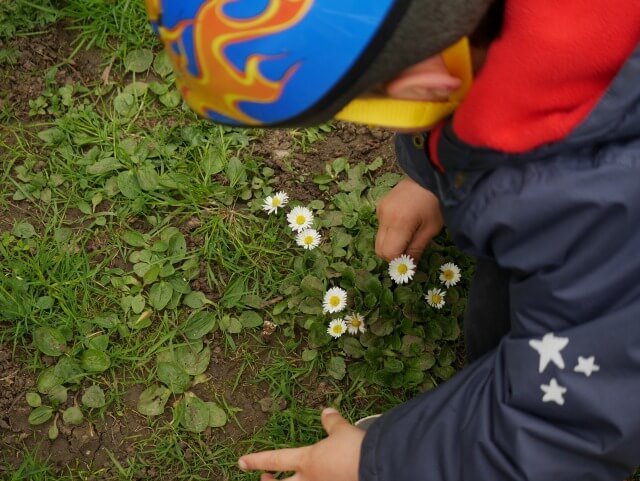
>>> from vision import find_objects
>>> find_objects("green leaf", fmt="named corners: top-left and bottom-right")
top-left (149, 81), bottom-right (169, 95)
top-left (181, 311), bottom-right (217, 340)
top-left (225, 156), bottom-right (246, 187)
top-left (36, 367), bottom-right (63, 394)
top-left (301, 348), bottom-right (317, 362)
top-left (157, 361), bottom-right (190, 394)
top-left (202, 149), bottom-right (225, 176)
top-left (49, 384), bottom-right (68, 404)
top-left (11, 221), bottom-right (36, 239)
top-left (37, 127), bottom-right (63, 145)
top-left (91, 312), bottom-right (119, 329)
top-left (123, 230), bottom-right (147, 247)
top-left (124, 48), bottom-right (154, 73)
top-left (241, 294), bottom-right (263, 309)
top-left (116, 170), bottom-right (142, 198)
top-left (136, 165), bottom-right (161, 191)
top-left (300, 275), bottom-right (324, 298)
top-left (159, 89), bottom-right (181, 107)
top-left (86, 157), bottom-right (123, 175)
top-left (308, 322), bottom-right (331, 348)
top-left (82, 385), bottom-right (106, 408)
top-left (207, 402), bottom-right (228, 428)
top-left (354, 270), bottom-right (382, 295)
top-left (174, 346), bottom-right (211, 376)
top-left (239, 311), bottom-right (263, 328)
top-left (123, 81), bottom-right (149, 97)
top-left (383, 358), bottom-right (404, 373)
top-left (26, 392), bottom-right (42, 408)
top-left (221, 277), bottom-right (246, 308)
top-left (36, 296), bottom-right (54, 311)
top-left (432, 365), bottom-right (456, 381)
top-left (28, 406), bottom-right (53, 426)
top-left (437, 345), bottom-right (457, 367)
top-left (149, 281), bottom-right (174, 310)
top-left (180, 392), bottom-right (209, 433)
top-left (298, 297), bottom-right (323, 315)
top-left (226, 317), bottom-right (243, 334)
top-left (137, 385), bottom-right (171, 416)
top-left (80, 349), bottom-right (111, 373)
top-left (327, 356), bottom-right (346, 380)
top-left (366, 157), bottom-right (384, 172)
top-left (400, 335), bottom-right (425, 357)
top-left (153, 50), bottom-right (174, 77)
top-left (183, 291), bottom-right (209, 309)
top-left (341, 337), bottom-right (365, 358)
top-left (62, 406), bottom-right (84, 426)
top-left (113, 92), bottom-right (137, 117)
top-left (369, 317), bottom-right (394, 337)
top-left (48, 421), bottom-right (59, 440)
top-left (131, 294), bottom-right (146, 314)
top-left (33, 327), bottom-right (67, 356)
top-left (167, 231), bottom-right (187, 257)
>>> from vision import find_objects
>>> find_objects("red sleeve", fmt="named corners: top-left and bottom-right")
top-left (453, 0), bottom-right (640, 153)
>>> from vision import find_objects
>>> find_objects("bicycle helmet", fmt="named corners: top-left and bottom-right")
top-left (145, 0), bottom-right (492, 129)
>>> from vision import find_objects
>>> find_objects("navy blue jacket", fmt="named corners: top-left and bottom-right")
top-left (359, 43), bottom-right (640, 481)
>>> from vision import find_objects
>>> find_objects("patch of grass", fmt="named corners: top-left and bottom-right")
top-left (61, 0), bottom-right (157, 65)
top-left (0, 15), bottom-right (471, 478)
top-left (0, 0), bottom-right (61, 40)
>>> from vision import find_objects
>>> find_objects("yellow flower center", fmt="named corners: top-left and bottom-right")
top-left (432, 294), bottom-right (442, 304)
top-left (272, 198), bottom-right (281, 207)
top-left (304, 235), bottom-right (314, 245)
top-left (398, 264), bottom-right (408, 275)
top-left (350, 318), bottom-right (361, 328)
top-left (296, 215), bottom-right (306, 225)
top-left (332, 325), bottom-right (343, 334)
top-left (443, 270), bottom-right (453, 280)
top-left (329, 296), bottom-right (341, 307)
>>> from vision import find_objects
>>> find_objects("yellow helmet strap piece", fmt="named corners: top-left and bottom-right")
top-left (335, 37), bottom-right (472, 131)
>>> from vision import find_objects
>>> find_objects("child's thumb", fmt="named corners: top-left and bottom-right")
top-left (321, 408), bottom-right (348, 435)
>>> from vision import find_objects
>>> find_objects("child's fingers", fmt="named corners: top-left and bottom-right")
top-left (239, 446), bottom-right (309, 474)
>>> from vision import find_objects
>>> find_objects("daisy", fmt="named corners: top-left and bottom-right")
top-left (345, 312), bottom-right (366, 335)
top-left (425, 288), bottom-right (446, 309)
top-left (388, 254), bottom-right (416, 284)
top-left (262, 191), bottom-right (288, 214)
top-left (287, 206), bottom-right (314, 232)
top-left (322, 287), bottom-right (347, 314)
top-left (327, 318), bottom-right (347, 339)
top-left (296, 228), bottom-right (321, 250)
top-left (439, 262), bottom-right (461, 288)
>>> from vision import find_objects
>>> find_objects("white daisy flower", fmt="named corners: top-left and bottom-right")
top-left (262, 191), bottom-right (288, 214)
top-left (327, 318), bottom-right (347, 339)
top-left (296, 228), bottom-right (321, 250)
top-left (388, 254), bottom-right (416, 284)
top-left (322, 287), bottom-right (347, 314)
top-left (439, 262), bottom-right (461, 288)
top-left (287, 206), bottom-right (314, 232)
top-left (345, 312), bottom-right (366, 335)
top-left (425, 288), bottom-right (446, 309)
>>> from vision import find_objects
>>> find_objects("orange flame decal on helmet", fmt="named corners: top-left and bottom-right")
top-left (145, 0), bottom-right (161, 23)
top-left (155, 0), bottom-right (314, 125)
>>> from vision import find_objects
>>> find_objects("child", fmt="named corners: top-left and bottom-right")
top-left (148, 1), bottom-right (640, 479)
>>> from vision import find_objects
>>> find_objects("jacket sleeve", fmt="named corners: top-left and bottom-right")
top-left (359, 153), bottom-right (640, 480)
top-left (394, 133), bottom-right (439, 194)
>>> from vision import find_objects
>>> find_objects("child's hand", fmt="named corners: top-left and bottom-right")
top-left (238, 408), bottom-right (364, 481)
top-left (375, 176), bottom-right (444, 261)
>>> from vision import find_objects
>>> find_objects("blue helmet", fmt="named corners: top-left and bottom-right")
top-left (145, 0), bottom-right (492, 128)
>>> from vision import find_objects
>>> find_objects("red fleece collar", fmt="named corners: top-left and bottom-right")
top-left (453, 1), bottom-right (640, 153)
